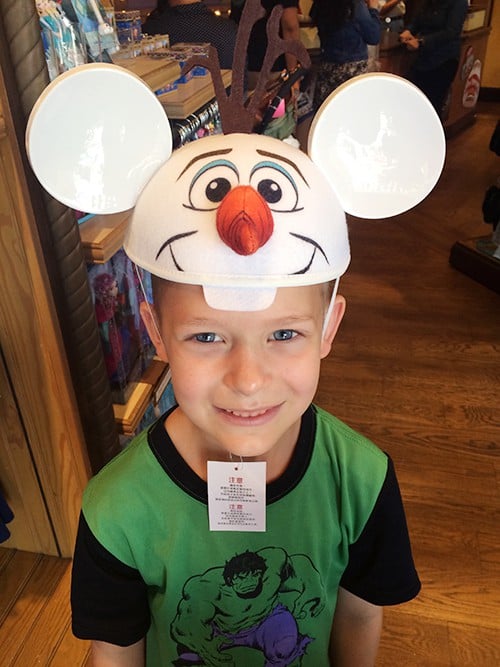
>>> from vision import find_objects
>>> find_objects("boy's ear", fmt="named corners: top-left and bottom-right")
top-left (320, 295), bottom-right (346, 359)
top-left (140, 301), bottom-right (168, 362)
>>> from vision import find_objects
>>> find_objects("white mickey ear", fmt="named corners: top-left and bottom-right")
top-left (308, 73), bottom-right (445, 219)
top-left (26, 63), bottom-right (172, 214)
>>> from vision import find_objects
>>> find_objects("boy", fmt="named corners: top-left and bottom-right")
top-left (70, 130), bottom-right (420, 667)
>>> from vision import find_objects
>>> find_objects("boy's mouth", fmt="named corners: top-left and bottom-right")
top-left (218, 405), bottom-right (283, 424)
top-left (224, 408), bottom-right (270, 418)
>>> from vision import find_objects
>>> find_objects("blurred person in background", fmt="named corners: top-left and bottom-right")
top-left (400, 0), bottom-right (468, 118)
top-left (143, 0), bottom-right (238, 69)
top-left (311, 0), bottom-right (381, 111)
top-left (378, 0), bottom-right (406, 34)
top-left (231, 0), bottom-right (301, 89)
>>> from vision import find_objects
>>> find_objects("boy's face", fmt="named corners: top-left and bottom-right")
top-left (142, 282), bottom-right (345, 468)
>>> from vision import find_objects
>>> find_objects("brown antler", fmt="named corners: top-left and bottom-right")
top-left (181, 0), bottom-right (311, 134)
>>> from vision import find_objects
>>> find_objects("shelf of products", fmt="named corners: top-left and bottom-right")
top-left (158, 69), bottom-right (231, 118)
top-left (113, 357), bottom-right (171, 436)
top-left (79, 210), bottom-right (132, 264)
top-left (113, 54), bottom-right (181, 92)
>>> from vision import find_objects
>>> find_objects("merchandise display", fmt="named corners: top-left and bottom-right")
top-left (36, 0), bottom-right (121, 75)
top-left (88, 249), bottom-right (154, 404)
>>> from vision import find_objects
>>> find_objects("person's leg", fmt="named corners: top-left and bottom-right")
top-left (313, 60), bottom-right (368, 112)
top-left (408, 59), bottom-right (458, 117)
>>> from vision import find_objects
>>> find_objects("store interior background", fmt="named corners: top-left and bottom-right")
top-left (117, 0), bottom-right (500, 90)
top-left (0, 0), bottom-right (498, 664)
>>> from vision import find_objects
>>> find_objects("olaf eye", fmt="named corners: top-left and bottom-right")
top-left (257, 179), bottom-right (282, 204)
top-left (206, 178), bottom-right (232, 202)
top-left (250, 162), bottom-right (300, 212)
top-left (188, 160), bottom-right (239, 211)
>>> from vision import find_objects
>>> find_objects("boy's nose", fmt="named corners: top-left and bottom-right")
top-left (224, 345), bottom-right (269, 395)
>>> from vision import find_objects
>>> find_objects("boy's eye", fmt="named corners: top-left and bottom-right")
top-left (272, 329), bottom-right (296, 341)
top-left (194, 332), bottom-right (219, 343)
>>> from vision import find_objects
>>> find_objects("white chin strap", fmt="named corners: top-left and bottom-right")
top-left (322, 278), bottom-right (340, 341)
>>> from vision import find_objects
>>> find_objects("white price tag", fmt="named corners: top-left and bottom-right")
top-left (207, 461), bottom-right (266, 532)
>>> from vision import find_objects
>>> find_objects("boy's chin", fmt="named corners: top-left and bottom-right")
top-left (219, 443), bottom-right (274, 461)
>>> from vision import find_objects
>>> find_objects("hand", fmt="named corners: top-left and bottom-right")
top-left (400, 30), bottom-right (420, 51)
top-left (366, 0), bottom-right (379, 9)
top-left (290, 80), bottom-right (301, 103)
top-left (405, 36), bottom-right (420, 51)
top-left (399, 29), bottom-right (413, 42)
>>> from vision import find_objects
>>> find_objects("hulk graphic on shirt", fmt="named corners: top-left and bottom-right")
top-left (171, 546), bottom-right (325, 666)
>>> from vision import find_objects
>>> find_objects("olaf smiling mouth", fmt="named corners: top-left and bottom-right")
top-left (155, 231), bottom-right (329, 275)
top-left (155, 231), bottom-right (198, 265)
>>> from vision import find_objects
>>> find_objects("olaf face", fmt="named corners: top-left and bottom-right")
top-left (124, 133), bottom-right (350, 297)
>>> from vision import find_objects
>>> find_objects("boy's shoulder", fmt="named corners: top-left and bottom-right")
top-left (83, 426), bottom-right (156, 508)
top-left (312, 404), bottom-right (389, 490)
top-left (313, 404), bottom-right (387, 462)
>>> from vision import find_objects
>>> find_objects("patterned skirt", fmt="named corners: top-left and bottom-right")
top-left (313, 59), bottom-right (369, 111)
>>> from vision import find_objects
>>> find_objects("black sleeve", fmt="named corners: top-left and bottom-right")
top-left (340, 456), bottom-right (421, 606)
top-left (71, 513), bottom-right (150, 646)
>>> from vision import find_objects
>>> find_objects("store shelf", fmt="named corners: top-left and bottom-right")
top-left (113, 357), bottom-right (171, 436)
top-left (158, 69), bottom-right (231, 118)
top-left (113, 54), bottom-right (181, 92)
top-left (79, 209), bottom-right (132, 264)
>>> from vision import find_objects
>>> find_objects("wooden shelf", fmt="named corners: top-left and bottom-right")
top-left (78, 210), bottom-right (132, 264)
top-left (158, 69), bottom-right (231, 118)
top-left (112, 54), bottom-right (181, 93)
top-left (113, 358), bottom-right (171, 436)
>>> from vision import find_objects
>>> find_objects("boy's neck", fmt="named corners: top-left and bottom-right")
top-left (164, 408), bottom-right (299, 483)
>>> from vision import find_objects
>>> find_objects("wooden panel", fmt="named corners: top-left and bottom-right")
top-left (0, 90), bottom-right (91, 555)
top-left (0, 350), bottom-right (58, 554)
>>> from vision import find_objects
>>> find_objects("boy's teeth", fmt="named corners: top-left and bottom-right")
top-left (228, 409), bottom-right (267, 417)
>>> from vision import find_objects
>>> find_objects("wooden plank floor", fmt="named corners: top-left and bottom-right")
top-left (316, 103), bottom-right (500, 667)
top-left (1, 105), bottom-right (499, 666)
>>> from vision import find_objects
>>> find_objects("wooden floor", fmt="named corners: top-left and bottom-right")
top-left (1, 106), bottom-right (499, 666)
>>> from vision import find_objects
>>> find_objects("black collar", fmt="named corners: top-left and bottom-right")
top-left (148, 405), bottom-right (316, 504)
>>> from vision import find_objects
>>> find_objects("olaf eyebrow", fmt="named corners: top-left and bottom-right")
top-left (256, 149), bottom-right (309, 186)
top-left (176, 148), bottom-right (234, 181)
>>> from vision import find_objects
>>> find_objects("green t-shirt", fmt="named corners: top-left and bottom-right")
top-left (73, 405), bottom-right (419, 666)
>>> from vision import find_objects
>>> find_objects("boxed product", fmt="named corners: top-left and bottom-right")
top-left (88, 248), bottom-right (154, 404)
